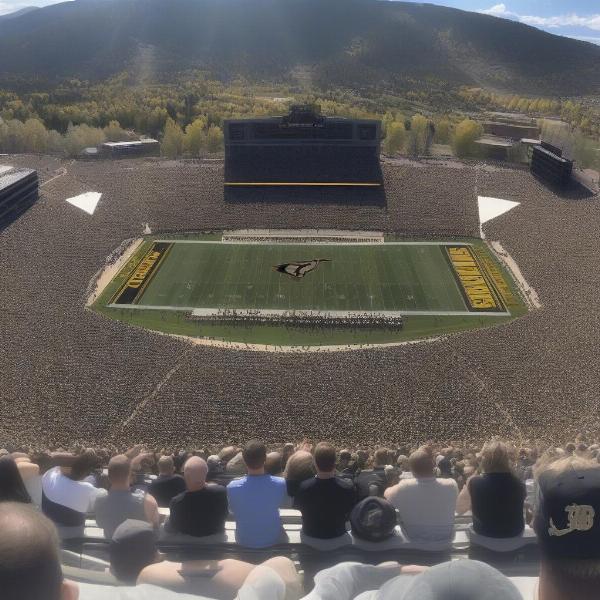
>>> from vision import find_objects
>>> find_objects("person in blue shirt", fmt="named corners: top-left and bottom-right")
top-left (227, 440), bottom-right (290, 548)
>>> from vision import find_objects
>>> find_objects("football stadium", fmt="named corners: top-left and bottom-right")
top-left (2, 100), bottom-right (600, 600)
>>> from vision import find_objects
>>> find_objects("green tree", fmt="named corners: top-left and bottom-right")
top-left (103, 120), bottom-right (130, 142)
top-left (383, 121), bottom-right (406, 155)
top-left (434, 118), bottom-right (452, 144)
top-left (184, 116), bottom-right (208, 156)
top-left (452, 119), bottom-right (483, 158)
top-left (406, 114), bottom-right (430, 156)
top-left (205, 125), bottom-right (224, 154)
top-left (63, 123), bottom-right (106, 157)
top-left (161, 118), bottom-right (185, 158)
top-left (23, 118), bottom-right (49, 153)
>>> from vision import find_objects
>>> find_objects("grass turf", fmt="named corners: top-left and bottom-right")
top-left (136, 242), bottom-right (467, 312)
top-left (93, 235), bottom-right (526, 346)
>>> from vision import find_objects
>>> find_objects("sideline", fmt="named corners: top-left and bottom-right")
top-left (488, 241), bottom-right (542, 310)
top-left (85, 238), bottom-right (143, 306)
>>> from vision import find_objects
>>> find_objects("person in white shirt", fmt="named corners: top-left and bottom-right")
top-left (41, 451), bottom-right (105, 538)
top-left (383, 448), bottom-right (457, 543)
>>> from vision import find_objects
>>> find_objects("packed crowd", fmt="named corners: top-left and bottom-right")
top-left (191, 310), bottom-right (404, 331)
top-left (2, 437), bottom-right (600, 599)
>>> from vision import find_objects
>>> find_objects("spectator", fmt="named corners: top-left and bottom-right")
top-left (42, 451), bottom-right (104, 538)
top-left (114, 521), bottom-right (301, 596)
top-left (95, 454), bottom-right (159, 539)
top-left (295, 442), bottom-right (356, 539)
top-left (281, 443), bottom-right (295, 470)
top-left (303, 559), bottom-right (521, 600)
top-left (284, 450), bottom-right (316, 497)
top-left (0, 502), bottom-right (78, 600)
top-left (13, 454), bottom-right (42, 506)
top-left (0, 455), bottom-right (31, 503)
top-left (355, 448), bottom-right (390, 500)
top-left (337, 449), bottom-right (355, 477)
top-left (168, 456), bottom-right (228, 538)
top-left (266, 451), bottom-right (284, 476)
top-left (227, 440), bottom-right (289, 548)
top-left (511, 455), bottom-right (600, 600)
top-left (457, 440), bottom-right (526, 538)
top-left (384, 448), bottom-right (458, 543)
top-left (395, 455), bottom-right (414, 480)
top-left (148, 455), bottom-right (186, 508)
top-left (0, 503), bottom-right (299, 600)
top-left (225, 452), bottom-right (247, 476)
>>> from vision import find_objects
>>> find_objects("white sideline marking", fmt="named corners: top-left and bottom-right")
top-left (65, 192), bottom-right (102, 215)
top-left (107, 304), bottom-right (509, 317)
top-left (0, 165), bottom-right (12, 175)
top-left (155, 240), bottom-right (473, 246)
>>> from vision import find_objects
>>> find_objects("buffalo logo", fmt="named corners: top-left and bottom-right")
top-left (273, 259), bottom-right (331, 279)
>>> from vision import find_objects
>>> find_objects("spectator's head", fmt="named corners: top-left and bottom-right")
top-left (374, 559), bottom-right (521, 600)
top-left (350, 497), bottom-right (397, 542)
top-left (69, 449), bottom-right (97, 481)
top-left (218, 446), bottom-right (238, 464)
top-left (373, 448), bottom-right (389, 467)
top-left (242, 440), bottom-right (267, 473)
top-left (157, 455), bottom-right (175, 476)
top-left (108, 454), bottom-right (132, 489)
top-left (281, 443), bottom-right (295, 468)
top-left (356, 450), bottom-right (369, 468)
top-left (226, 452), bottom-right (247, 476)
top-left (0, 502), bottom-right (78, 600)
top-left (183, 456), bottom-right (208, 492)
top-left (338, 449), bottom-right (352, 467)
top-left (265, 452), bottom-right (283, 476)
top-left (110, 520), bottom-right (159, 584)
top-left (533, 456), bottom-right (600, 600)
top-left (396, 455), bottom-right (409, 471)
top-left (314, 442), bottom-right (336, 475)
top-left (565, 442), bottom-right (577, 455)
top-left (409, 449), bottom-right (435, 478)
top-left (284, 450), bottom-right (316, 483)
top-left (206, 455), bottom-right (222, 472)
top-left (0, 456), bottom-right (31, 503)
top-left (480, 440), bottom-right (514, 474)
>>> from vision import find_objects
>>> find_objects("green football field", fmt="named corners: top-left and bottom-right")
top-left (128, 242), bottom-right (468, 312)
top-left (94, 235), bottom-right (526, 346)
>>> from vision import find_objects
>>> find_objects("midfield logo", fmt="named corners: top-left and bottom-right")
top-left (273, 259), bottom-right (331, 279)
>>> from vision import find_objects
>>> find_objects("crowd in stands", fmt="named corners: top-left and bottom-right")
top-left (1, 438), bottom-right (600, 598)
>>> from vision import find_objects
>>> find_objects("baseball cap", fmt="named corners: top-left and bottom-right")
top-left (375, 560), bottom-right (521, 600)
top-left (534, 460), bottom-right (600, 559)
top-left (350, 497), bottom-right (397, 542)
top-left (109, 520), bottom-right (158, 583)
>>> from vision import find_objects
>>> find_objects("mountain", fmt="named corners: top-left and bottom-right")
top-left (0, 0), bottom-right (599, 95)
top-left (0, 6), bottom-right (38, 21)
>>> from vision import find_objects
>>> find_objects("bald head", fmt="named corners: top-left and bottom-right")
top-left (0, 503), bottom-right (65, 600)
top-left (184, 456), bottom-right (208, 491)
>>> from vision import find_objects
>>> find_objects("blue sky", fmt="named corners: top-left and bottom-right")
top-left (0, 0), bottom-right (599, 45)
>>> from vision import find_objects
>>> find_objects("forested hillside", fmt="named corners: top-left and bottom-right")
top-left (0, 0), bottom-right (599, 95)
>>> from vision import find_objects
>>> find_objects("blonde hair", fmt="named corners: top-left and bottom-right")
top-left (480, 440), bottom-right (515, 474)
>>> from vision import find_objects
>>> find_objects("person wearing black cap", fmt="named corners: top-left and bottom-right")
top-left (510, 455), bottom-right (600, 600)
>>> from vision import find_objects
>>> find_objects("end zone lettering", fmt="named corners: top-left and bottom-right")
top-left (445, 246), bottom-right (505, 312)
top-left (112, 242), bottom-right (172, 305)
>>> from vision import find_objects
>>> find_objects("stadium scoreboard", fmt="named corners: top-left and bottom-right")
top-left (224, 105), bottom-right (382, 187)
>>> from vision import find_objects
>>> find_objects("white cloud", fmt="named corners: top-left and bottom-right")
top-left (480, 4), bottom-right (600, 32)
